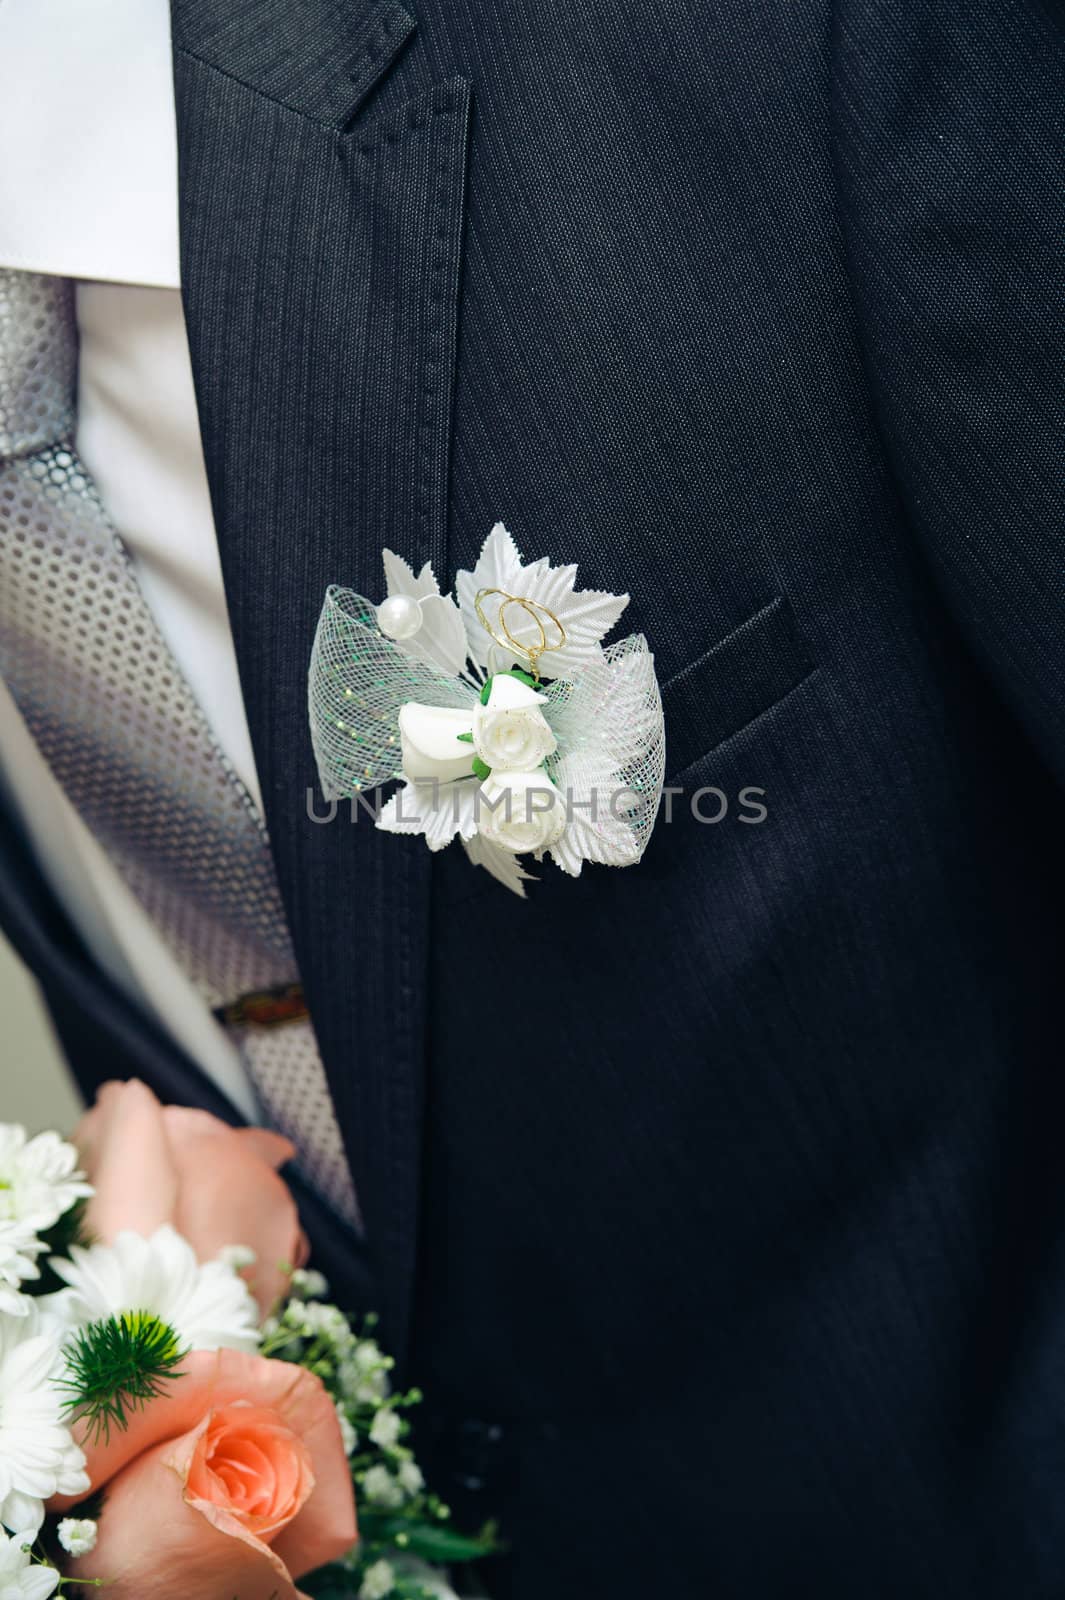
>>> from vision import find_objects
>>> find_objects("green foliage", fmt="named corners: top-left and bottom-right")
top-left (60, 1311), bottom-right (186, 1442)
top-left (296, 1574), bottom-right (352, 1600)
top-left (471, 756), bottom-right (492, 781)
top-left (301, 1571), bottom-right (439, 1600)
top-left (365, 1516), bottom-right (499, 1564)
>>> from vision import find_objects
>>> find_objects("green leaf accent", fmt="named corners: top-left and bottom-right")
top-left (61, 1311), bottom-right (187, 1442)
top-left (471, 756), bottom-right (492, 782)
top-left (502, 667), bottom-right (538, 689)
top-left (456, 731), bottom-right (474, 743)
top-left (479, 676), bottom-right (494, 705)
top-left (375, 1519), bottom-right (499, 1564)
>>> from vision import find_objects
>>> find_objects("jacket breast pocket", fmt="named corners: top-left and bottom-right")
top-left (660, 597), bottom-right (817, 782)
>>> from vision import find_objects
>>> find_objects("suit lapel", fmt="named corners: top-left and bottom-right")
top-left (171, 0), bottom-right (471, 1360)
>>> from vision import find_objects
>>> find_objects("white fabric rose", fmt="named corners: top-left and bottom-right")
top-left (473, 673), bottom-right (556, 772)
top-left (478, 770), bottom-right (566, 855)
top-left (398, 703), bottom-right (475, 784)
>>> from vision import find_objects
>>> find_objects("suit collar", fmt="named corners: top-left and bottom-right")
top-left (171, 0), bottom-right (416, 127)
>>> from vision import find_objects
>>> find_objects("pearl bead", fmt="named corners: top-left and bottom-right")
top-left (376, 593), bottom-right (423, 640)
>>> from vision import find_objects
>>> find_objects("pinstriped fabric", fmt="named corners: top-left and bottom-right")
top-left (173, 0), bottom-right (416, 126)
top-left (830, 0), bottom-right (1065, 783)
top-left (174, 34), bottom-right (472, 1359)
top-left (4, 1), bottom-right (1058, 1594)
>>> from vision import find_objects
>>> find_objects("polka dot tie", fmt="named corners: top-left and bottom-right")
top-left (0, 268), bottom-right (358, 1227)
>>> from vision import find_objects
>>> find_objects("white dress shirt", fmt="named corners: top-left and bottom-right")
top-left (0, 0), bottom-right (261, 1118)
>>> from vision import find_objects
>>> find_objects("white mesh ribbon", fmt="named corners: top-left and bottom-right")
top-left (543, 635), bottom-right (665, 876)
top-left (309, 586), bottom-right (475, 801)
top-left (308, 531), bottom-right (667, 896)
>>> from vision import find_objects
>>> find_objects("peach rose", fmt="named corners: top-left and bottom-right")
top-left (75, 1079), bottom-right (307, 1314)
top-left (55, 1349), bottom-right (357, 1598)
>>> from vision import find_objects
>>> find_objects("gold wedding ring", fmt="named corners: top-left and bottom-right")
top-left (474, 587), bottom-right (567, 679)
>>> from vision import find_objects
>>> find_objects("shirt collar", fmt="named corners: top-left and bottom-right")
top-left (0, 0), bottom-right (180, 289)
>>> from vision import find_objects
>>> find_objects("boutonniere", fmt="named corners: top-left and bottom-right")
top-left (309, 523), bottom-right (665, 896)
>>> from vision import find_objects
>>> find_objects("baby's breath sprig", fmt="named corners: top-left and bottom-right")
top-left (60, 1310), bottom-right (186, 1442)
top-left (270, 1278), bottom-right (501, 1598)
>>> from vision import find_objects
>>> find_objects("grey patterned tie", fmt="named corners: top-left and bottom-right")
top-left (0, 268), bottom-right (358, 1227)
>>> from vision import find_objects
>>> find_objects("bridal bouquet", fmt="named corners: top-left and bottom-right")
top-left (0, 1081), bottom-right (496, 1599)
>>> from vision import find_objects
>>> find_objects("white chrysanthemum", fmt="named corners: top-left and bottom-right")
top-left (0, 1528), bottom-right (59, 1599)
top-left (0, 1307), bottom-right (89, 1536)
top-left (0, 1127), bottom-right (92, 1233)
top-left (0, 1221), bottom-right (46, 1318)
top-left (56, 1518), bottom-right (97, 1558)
top-left (44, 1226), bottom-right (259, 1354)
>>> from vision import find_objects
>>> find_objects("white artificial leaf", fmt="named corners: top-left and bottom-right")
top-left (548, 751), bottom-right (642, 875)
top-left (378, 779), bottom-right (480, 852)
top-left (462, 831), bottom-right (538, 897)
top-left (395, 592), bottom-right (470, 678)
top-left (510, 560), bottom-right (629, 679)
top-left (455, 522), bottom-right (629, 678)
top-left (382, 549), bottom-right (440, 600)
top-left (542, 635), bottom-right (665, 873)
top-left (455, 521), bottom-right (525, 668)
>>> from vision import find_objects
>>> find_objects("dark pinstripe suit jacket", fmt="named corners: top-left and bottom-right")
top-left (1, 1), bottom-right (1062, 1593)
